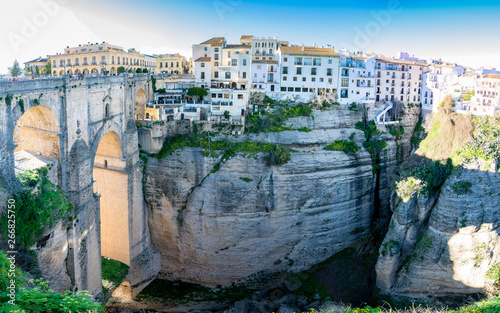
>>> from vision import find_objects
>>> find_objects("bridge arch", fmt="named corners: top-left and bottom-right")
top-left (135, 88), bottom-right (147, 106)
top-left (13, 105), bottom-right (61, 171)
top-left (91, 123), bottom-right (131, 265)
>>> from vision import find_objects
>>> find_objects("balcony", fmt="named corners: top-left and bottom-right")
top-left (341, 73), bottom-right (349, 77)
top-left (357, 83), bottom-right (372, 88)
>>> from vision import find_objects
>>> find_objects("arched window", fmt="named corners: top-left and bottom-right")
top-left (105, 103), bottom-right (110, 117)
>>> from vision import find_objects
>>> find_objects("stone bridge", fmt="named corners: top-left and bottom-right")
top-left (0, 75), bottom-right (159, 297)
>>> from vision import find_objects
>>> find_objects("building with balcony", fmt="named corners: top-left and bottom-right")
top-left (50, 42), bottom-right (156, 76)
top-left (421, 62), bottom-right (465, 111)
top-left (469, 74), bottom-right (500, 115)
top-left (277, 45), bottom-right (340, 102)
top-left (374, 57), bottom-right (426, 104)
top-left (338, 52), bottom-right (376, 104)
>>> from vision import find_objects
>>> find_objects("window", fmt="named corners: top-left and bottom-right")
top-left (214, 54), bottom-right (219, 60)
top-left (302, 77), bottom-right (306, 82)
top-left (320, 78), bottom-right (324, 82)
top-left (304, 58), bottom-right (312, 66)
top-left (238, 94), bottom-right (243, 99)
top-left (243, 59), bottom-right (247, 66)
top-left (281, 87), bottom-right (286, 91)
top-left (160, 62), bottom-right (163, 68)
top-left (257, 65), bottom-right (262, 69)
top-left (327, 68), bottom-right (332, 76)
top-left (313, 58), bottom-right (321, 66)
top-left (214, 62), bottom-right (219, 67)
top-left (227, 51), bottom-right (231, 57)
top-left (341, 78), bottom-right (349, 87)
top-left (284, 57), bottom-right (288, 62)
top-left (214, 71), bottom-right (219, 78)
top-left (231, 59), bottom-right (237, 66)
top-left (283, 76), bottom-right (287, 81)
top-left (311, 77), bottom-right (315, 82)
top-left (201, 63), bottom-right (205, 67)
top-left (328, 78), bottom-right (332, 84)
top-left (294, 57), bottom-right (302, 65)
top-left (242, 72), bottom-right (246, 79)
top-left (295, 87), bottom-right (301, 92)
top-left (201, 72), bottom-right (205, 79)
top-left (296, 67), bottom-right (302, 75)
top-left (311, 68), bottom-right (317, 75)
top-left (293, 77), bottom-right (297, 81)
top-left (302, 88), bottom-right (308, 92)
top-left (328, 59), bottom-right (332, 64)
top-left (215, 48), bottom-right (219, 52)
top-left (225, 72), bottom-right (231, 79)
top-left (288, 87), bottom-right (293, 92)
top-left (204, 47), bottom-right (208, 51)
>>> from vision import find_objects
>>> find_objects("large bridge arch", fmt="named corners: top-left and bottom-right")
top-left (14, 105), bottom-right (61, 159)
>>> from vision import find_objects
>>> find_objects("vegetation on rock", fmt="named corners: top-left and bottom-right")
top-left (0, 167), bottom-right (74, 247)
top-left (324, 140), bottom-right (360, 154)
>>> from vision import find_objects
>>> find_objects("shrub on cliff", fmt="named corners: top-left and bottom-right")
top-left (0, 167), bottom-right (74, 247)
top-left (266, 144), bottom-right (291, 166)
top-left (324, 140), bottom-right (360, 154)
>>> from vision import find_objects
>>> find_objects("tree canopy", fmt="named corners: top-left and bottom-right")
top-left (187, 87), bottom-right (208, 100)
top-left (10, 59), bottom-right (21, 78)
top-left (118, 66), bottom-right (126, 74)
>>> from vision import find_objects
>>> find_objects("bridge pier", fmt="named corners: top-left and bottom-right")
top-left (0, 75), bottom-right (158, 299)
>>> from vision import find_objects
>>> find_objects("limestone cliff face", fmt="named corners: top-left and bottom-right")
top-left (376, 159), bottom-right (500, 298)
top-left (143, 106), bottom-right (420, 287)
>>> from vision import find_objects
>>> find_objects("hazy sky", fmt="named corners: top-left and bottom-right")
top-left (1, 0), bottom-right (500, 74)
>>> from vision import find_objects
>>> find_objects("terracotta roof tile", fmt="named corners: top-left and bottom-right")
top-left (200, 37), bottom-right (225, 46)
top-left (279, 46), bottom-right (339, 57)
top-left (194, 57), bottom-right (211, 62)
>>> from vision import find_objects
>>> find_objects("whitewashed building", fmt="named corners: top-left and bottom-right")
top-left (338, 53), bottom-right (377, 104)
top-left (375, 57), bottom-right (425, 105)
top-left (277, 46), bottom-right (340, 102)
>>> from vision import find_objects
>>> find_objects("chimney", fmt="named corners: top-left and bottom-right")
top-left (301, 45), bottom-right (305, 51)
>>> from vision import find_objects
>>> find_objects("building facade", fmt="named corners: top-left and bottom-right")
top-left (156, 53), bottom-right (188, 74)
top-left (375, 57), bottom-right (426, 105)
top-left (50, 42), bottom-right (156, 76)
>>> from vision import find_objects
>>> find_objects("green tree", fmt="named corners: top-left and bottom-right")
top-left (187, 87), bottom-right (208, 101)
top-left (127, 68), bottom-right (133, 73)
top-left (118, 66), bottom-right (126, 74)
top-left (143, 68), bottom-right (148, 74)
top-left (223, 110), bottom-right (230, 119)
top-left (11, 59), bottom-right (21, 78)
top-left (136, 68), bottom-right (143, 74)
top-left (44, 59), bottom-right (51, 75)
top-left (35, 66), bottom-right (40, 77)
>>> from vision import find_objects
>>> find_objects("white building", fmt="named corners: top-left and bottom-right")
top-left (375, 57), bottom-right (425, 105)
top-left (470, 74), bottom-right (500, 115)
top-left (338, 53), bottom-right (377, 104)
top-left (277, 46), bottom-right (340, 102)
top-left (421, 62), bottom-right (465, 111)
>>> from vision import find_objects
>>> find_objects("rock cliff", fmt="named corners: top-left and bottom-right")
top-left (376, 113), bottom-right (500, 301)
top-left (142, 105), bottom-right (420, 287)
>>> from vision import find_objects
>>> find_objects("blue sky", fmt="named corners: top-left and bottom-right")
top-left (1, 0), bottom-right (500, 73)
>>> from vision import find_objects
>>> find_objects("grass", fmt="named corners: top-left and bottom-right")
top-left (101, 257), bottom-right (129, 295)
top-left (309, 297), bottom-right (500, 312)
top-left (417, 113), bottom-right (474, 161)
top-left (324, 140), bottom-right (361, 154)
